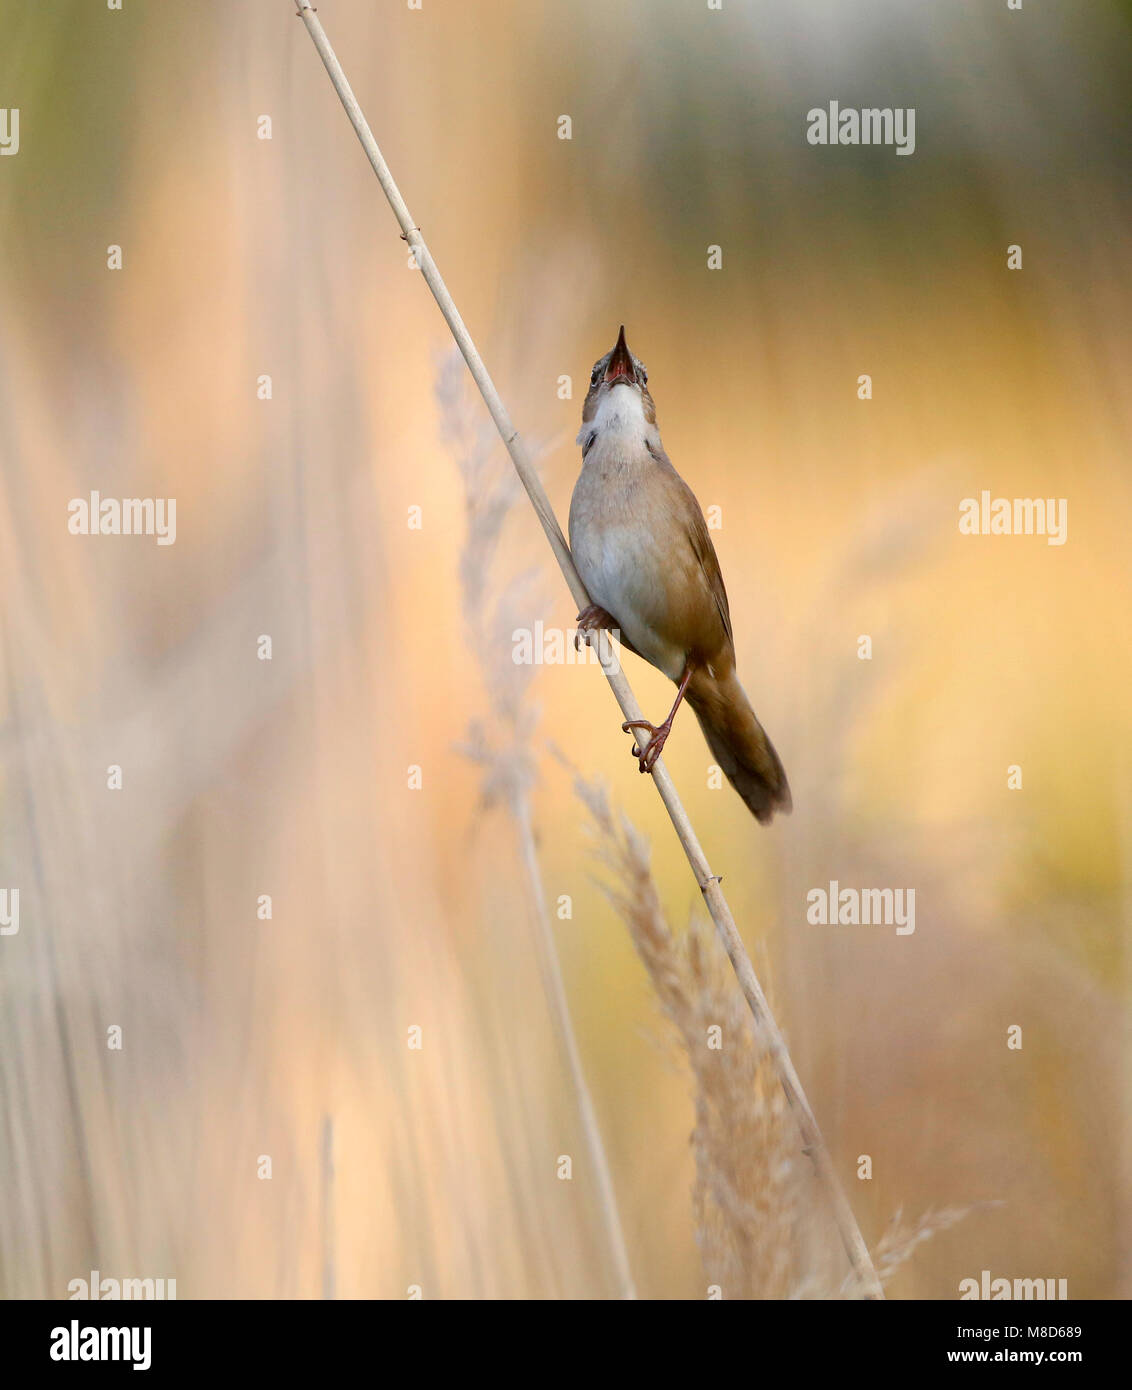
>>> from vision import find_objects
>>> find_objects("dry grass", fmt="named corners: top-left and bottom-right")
top-left (570, 768), bottom-right (994, 1298)
top-left (573, 770), bottom-right (809, 1297)
top-left (872, 1205), bottom-right (1001, 1290)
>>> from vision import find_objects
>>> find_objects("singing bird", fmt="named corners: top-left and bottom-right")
top-left (568, 326), bottom-right (791, 824)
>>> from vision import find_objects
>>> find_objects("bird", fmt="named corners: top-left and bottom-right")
top-left (568, 326), bottom-right (791, 824)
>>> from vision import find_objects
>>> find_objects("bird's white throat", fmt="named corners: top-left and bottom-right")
top-left (579, 385), bottom-right (648, 453)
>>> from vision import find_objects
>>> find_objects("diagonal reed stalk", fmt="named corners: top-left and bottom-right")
top-left (292, 0), bottom-right (883, 1299)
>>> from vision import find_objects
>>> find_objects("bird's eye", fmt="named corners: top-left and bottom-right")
top-left (640, 367), bottom-right (648, 385)
top-left (590, 368), bottom-right (600, 387)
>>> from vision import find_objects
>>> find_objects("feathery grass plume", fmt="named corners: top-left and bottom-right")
top-left (572, 769), bottom-right (809, 1297)
top-left (437, 346), bottom-right (542, 789)
top-left (572, 768), bottom-right (994, 1298)
top-left (871, 1203), bottom-right (1002, 1289)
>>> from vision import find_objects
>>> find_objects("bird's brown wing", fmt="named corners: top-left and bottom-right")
top-left (684, 496), bottom-right (733, 650)
top-left (647, 439), bottom-right (735, 661)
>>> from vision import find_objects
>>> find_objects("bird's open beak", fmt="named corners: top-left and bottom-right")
top-left (604, 325), bottom-right (635, 386)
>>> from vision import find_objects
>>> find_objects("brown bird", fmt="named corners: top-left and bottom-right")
top-left (568, 326), bottom-right (791, 824)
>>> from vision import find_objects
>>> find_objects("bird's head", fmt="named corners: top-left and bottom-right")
top-left (578, 326), bottom-right (655, 432)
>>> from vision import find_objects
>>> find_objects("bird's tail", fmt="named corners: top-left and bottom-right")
top-left (687, 667), bottom-right (791, 825)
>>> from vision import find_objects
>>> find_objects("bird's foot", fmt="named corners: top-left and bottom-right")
top-left (621, 718), bottom-right (671, 773)
top-left (575, 604), bottom-right (617, 651)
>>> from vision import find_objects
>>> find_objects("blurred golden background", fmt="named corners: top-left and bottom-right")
top-left (0, 0), bottom-right (1128, 1298)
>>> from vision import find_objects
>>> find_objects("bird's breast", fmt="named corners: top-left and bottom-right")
top-left (568, 456), bottom-right (689, 681)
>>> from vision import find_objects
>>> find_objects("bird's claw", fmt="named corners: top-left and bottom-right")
top-left (575, 604), bottom-right (615, 650)
top-left (622, 719), bottom-right (668, 773)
